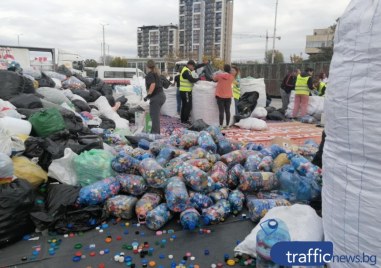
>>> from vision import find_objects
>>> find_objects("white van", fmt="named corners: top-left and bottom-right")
top-left (95, 66), bottom-right (145, 85)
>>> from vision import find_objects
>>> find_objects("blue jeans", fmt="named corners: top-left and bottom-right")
top-left (176, 87), bottom-right (181, 114)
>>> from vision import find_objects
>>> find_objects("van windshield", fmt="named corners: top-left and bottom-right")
top-left (104, 71), bottom-right (136, 79)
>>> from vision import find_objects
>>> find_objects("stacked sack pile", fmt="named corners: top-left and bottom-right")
top-left (0, 66), bottom-right (323, 247)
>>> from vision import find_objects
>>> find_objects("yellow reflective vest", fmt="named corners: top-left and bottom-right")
top-left (179, 66), bottom-right (193, 92)
top-left (318, 82), bottom-right (326, 96)
top-left (295, 74), bottom-right (311, 96)
top-left (233, 76), bottom-right (241, 100)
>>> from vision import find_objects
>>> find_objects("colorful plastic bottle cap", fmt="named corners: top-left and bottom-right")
top-left (89, 244), bottom-right (96, 249)
top-left (21, 257), bottom-right (27, 261)
top-left (185, 252), bottom-right (192, 257)
top-left (156, 231), bottom-right (163, 236)
top-left (74, 243), bottom-right (82, 249)
top-left (105, 237), bottom-right (112, 243)
top-left (89, 251), bottom-right (96, 257)
top-left (81, 255), bottom-right (86, 259)
top-left (194, 265), bottom-right (200, 268)
top-left (72, 256), bottom-right (81, 262)
top-left (168, 255), bottom-right (174, 259)
top-left (64, 234), bottom-right (69, 238)
top-left (148, 261), bottom-right (156, 267)
top-left (116, 236), bottom-right (122, 240)
top-left (99, 250), bottom-right (105, 255)
top-left (190, 256), bottom-right (196, 261)
top-left (104, 249), bottom-right (110, 254)
top-left (98, 263), bottom-right (105, 268)
top-left (118, 256), bottom-right (125, 263)
top-left (159, 254), bottom-right (165, 259)
top-left (99, 229), bottom-right (104, 233)
top-left (114, 255), bottom-right (120, 261)
top-left (227, 259), bottom-right (236, 266)
top-left (125, 222), bottom-right (130, 227)
top-left (75, 251), bottom-right (82, 257)
top-left (204, 249), bottom-right (210, 255)
top-left (211, 264), bottom-right (217, 268)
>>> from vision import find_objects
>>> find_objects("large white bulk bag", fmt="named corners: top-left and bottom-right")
top-left (191, 81), bottom-right (235, 126)
top-left (240, 77), bottom-right (266, 108)
top-left (323, 1), bottom-right (381, 267)
top-left (161, 86), bottom-right (178, 117)
top-left (285, 91), bottom-right (325, 118)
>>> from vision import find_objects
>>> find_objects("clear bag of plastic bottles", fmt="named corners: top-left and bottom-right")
top-left (165, 177), bottom-right (190, 212)
top-left (227, 164), bottom-right (245, 189)
top-left (185, 159), bottom-right (213, 172)
top-left (205, 126), bottom-right (223, 142)
top-left (149, 139), bottom-right (169, 156)
top-left (156, 148), bottom-right (176, 167)
top-left (168, 134), bottom-right (181, 147)
top-left (78, 177), bottom-right (120, 206)
top-left (244, 152), bottom-right (263, 172)
top-left (202, 199), bottom-right (231, 225)
top-left (272, 153), bottom-right (290, 173)
top-left (260, 144), bottom-right (286, 159)
top-left (208, 188), bottom-right (229, 203)
top-left (245, 142), bottom-right (264, 151)
top-left (239, 172), bottom-right (278, 192)
top-left (256, 191), bottom-right (296, 202)
top-left (111, 152), bottom-right (140, 173)
top-left (180, 207), bottom-right (201, 230)
top-left (139, 158), bottom-right (169, 188)
top-left (179, 133), bottom-right (199, 149)
top-left (102, 129), bottom-right (128, 146)
top-left (289, 154), bottom-right (321, 178)
top-left (145, 203), bottom-right (173, 230)
top-left (190, 147), bottom-right (220, 163)
top-left (105, 195), bottom-right (138, 219)
top-left (257, 156), bottom-right (274, 172)
top-left (117, 174), bottom-right (147, 196)
top-left (246, 198), bottom-right (290, 222)
top-left (171, 162), bottom-right (209, 192)
top-left (189, 192), bottom-right (214, 210)
top-left (221, 150), bottom-right (248, 168)
top-left (209, 161), bottom-right (228, 185)
top-left (135, 190), bottom-right (163, 220)
top-left (197, 131), bottom-right (217, 153)
top-left (216, 135), bottom-right (234, 157)
top-left (228, 189), bottom-right (245, 215)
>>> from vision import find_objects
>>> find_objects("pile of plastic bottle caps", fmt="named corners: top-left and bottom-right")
top-left (74, 126), bottom-right (322, 231)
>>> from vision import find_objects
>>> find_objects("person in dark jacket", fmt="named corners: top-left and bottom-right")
top-left (280, 69), bottom-right (297, 112)
top-left (144, 60), bottom-right (166, 134)
top-left (173, 74), bottom-right (181, 116)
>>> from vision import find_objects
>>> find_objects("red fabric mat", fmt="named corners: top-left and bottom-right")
top-left (222, 122), bottom-right (323, 146)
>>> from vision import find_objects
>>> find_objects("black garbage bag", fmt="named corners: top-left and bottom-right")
top-left (124, 106), bottom-right (145, 124)
top-left (72, 99), bottom-right (91, 113)
top-left (61, 111), bottom-right (86, 133)
top-left (38, 130), bottom-right (103, 171)
top-left (267, 110), bottom-right (286, 121)
top-left (202, 63), bottom-right (215, 81)
top-left (116, 96), bottom-right (128, 106)
top-left (189, 119), bottom-right (209, 131)
top-left (9, 94), bottom-right (43, 109)
top-left (125, 135), bottom-right (153, 147)
top-left (71, 89), bottom-right (91, 101)
top-left (312, 131), bottom-right (326, 169)
top-left (265, 106), bottom-right (277, 114)
top-left (88, 89), bottom-right (102, 102)
top-left (0, 70), bottom-right (35, 100)
top-left (16, 108), bottom-right (43, 119)
top-left (73, 73), bottom-right (92, 88)
top-left (36, 72), bottom-right (56, 88)
top-left (56, 65), bottom-right (72, 77)
top-left (0, 179), bottom-right (35, 248)
top-left (99, 116), bottom-right (116, 129)
top-left (237, 91), bottom-right (259, 116)
top-left (24, 136), bottom-right (45, 158)
top-left (117, 106), bottom-right (130, 120)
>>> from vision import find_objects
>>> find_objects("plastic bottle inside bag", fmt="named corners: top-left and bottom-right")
top-left (145, 203), bottom-right (173, 231)
top-left (180, 207), bottom-right (201, 230)
top-left (202, 199), bottom-right (231, 225)
top-left (256, 218), bottom-right (290, 268)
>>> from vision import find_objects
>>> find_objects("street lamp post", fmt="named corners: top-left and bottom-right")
top-left (271, 0), bottom-right (279, 64)
top-left (101, 24), bottom-right (109, 66)
top-left (17, 34), bottom-right (23, 46)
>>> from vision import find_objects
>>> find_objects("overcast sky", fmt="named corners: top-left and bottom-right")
top-left (0, 0), bottom-right (350, 63)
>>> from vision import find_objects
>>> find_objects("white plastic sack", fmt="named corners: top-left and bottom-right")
top-left (235, 204), bottom-right (323, 258)
top-left (285, 91), bottom-right (325, 118)
top-left (52, 78), bottom-right (62, 89)
top-left (235, 117), bottom-right (268, 130)
top-left (43, 71), bottom-right (67, 81)
top-left (240, 77), bottom-right (267, 108)
top-left (0, 153), bottom-right (13, 178)
top-left (36, 87), bottom-right (71, 105)
top-left (0, 116), bottom-right (32, 135)
top-left (323, 1), bottom-right (381, 266)
top-left (114, 85), bottom-right (143, 106)
top-left (161, 86), bottom-right (178, 117)
top-left (250, 107), bottom-right (268, 118)
top-left (0, 128), bottom-right (12, 156)
top-left (0, 100), bottom-right (22, 119)
top-left (48, 148), bottom-right (78, 185)
top-left (94, 96), bottom-right (129, 129)
top-left (191, 81), bottom-right (235, 126)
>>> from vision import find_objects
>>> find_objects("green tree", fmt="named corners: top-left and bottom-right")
top-left (265, 50), bottom-right (284, 64)
top-left (110, 57), bottom-right (128, 67)
top-left (290, 54), bottom-right (304, 64)
top-left (84, 59), bottom-right (98, 67)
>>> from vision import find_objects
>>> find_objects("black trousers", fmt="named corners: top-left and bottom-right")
top-left (180, 91), bottom-right (192, 123)
top-left (216, 96), bottom-right (232, 126)
top-left (149, 92), bottom-right (166, 134)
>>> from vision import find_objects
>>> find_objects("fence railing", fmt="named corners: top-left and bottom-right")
top-left (233, 61), bottom-right (331, 97)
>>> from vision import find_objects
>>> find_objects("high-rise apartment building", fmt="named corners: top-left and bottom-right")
top-left (179, 0), bottom-right (234, 63)
top-left (137, 24), bottom-right (179, 58)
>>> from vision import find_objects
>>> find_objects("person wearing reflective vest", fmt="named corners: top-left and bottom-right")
top-left (292, 68), bottom-right (314, 118)
top-left (318, 81), bottom-right (326, 96)
top-left (231, 65), bottom-right (241, 114)
top-left (179, 60), bottom-right (200, 124)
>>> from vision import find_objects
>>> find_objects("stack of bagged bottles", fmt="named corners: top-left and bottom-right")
top-left (67, 125), bottom-right (322, 232)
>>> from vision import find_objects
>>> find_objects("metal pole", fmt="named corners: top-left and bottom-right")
top-left (271, 0), bottom-right (279, 64)
top-left (102, 25), bottom-right (106, 65)
top-left (265, 30), bottom-right (269, 61)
